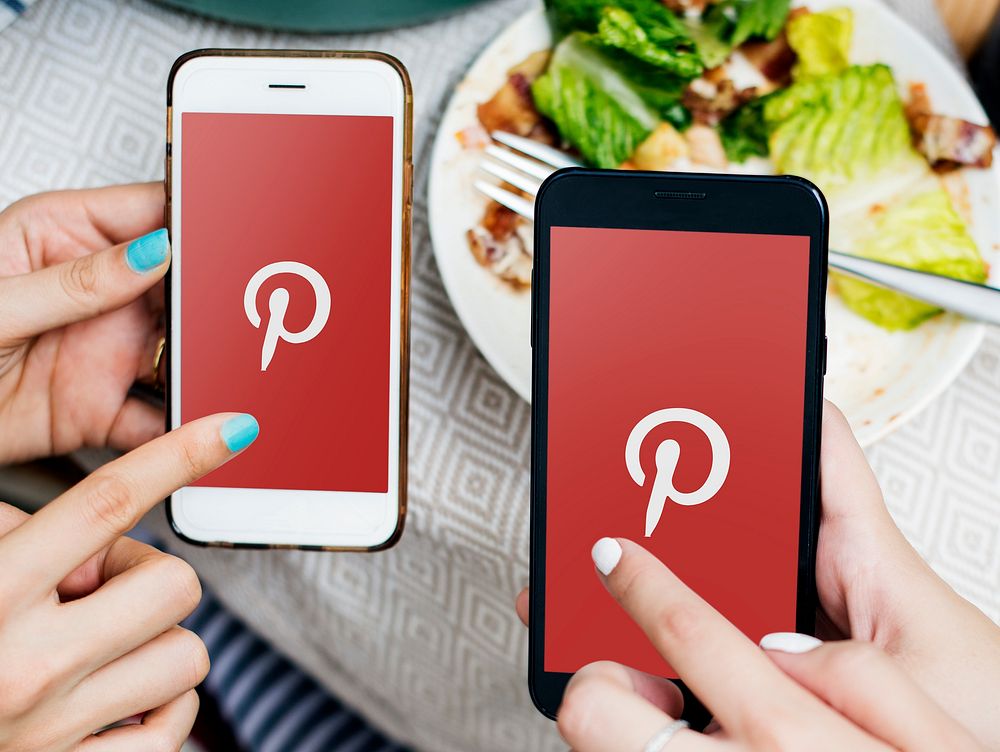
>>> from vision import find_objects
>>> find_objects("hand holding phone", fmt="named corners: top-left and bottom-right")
top-left (0, 183), bottom-right (168, 464)
top-left (517, 398), bottom-right (1000, 747)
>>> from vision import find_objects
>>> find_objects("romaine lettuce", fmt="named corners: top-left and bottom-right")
top-left (763, 64), bottom-right (926, 195)
top-left (546, 0), bottom-right (703, 78)
top-left (719, 95), bottom-right (771, 161)
top-left (787, 8), bottom-right (853, 79)
top-left (833, 187), bottom-right (988, 330)
top-left (532, 33), bottom-right (661, 167)
top-left (761, 62), bottom-right (985, 330)
top-left (694, 0), bottom-right (792, 67)
top-left (547, 0), bottom-right (689, 45)
top-left (597, 44), bottom-right (693, 128)
top-left (707, 0), bottom-right (792, 46)
top-left (596, 7), bottom-right (703, 79)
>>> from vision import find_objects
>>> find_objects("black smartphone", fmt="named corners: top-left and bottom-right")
top-left (529, 169), bottom-right (828, 720)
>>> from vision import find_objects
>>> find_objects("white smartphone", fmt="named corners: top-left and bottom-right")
top-left (165, 50), bottom-right (412, 550)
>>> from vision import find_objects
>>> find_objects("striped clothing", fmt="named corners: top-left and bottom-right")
top-left (120, 526), bottom-right (407, 752)
top-left (0, 0), bottom-right (31, 33)
top-left (184, 591), bottom-right (409, 752)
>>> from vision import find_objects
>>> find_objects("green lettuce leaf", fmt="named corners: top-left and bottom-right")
top-left (546, 0), bottom-right (703, 79)
top-left (719, 95), bottom-right (771, 161)
top-left (721, 7), bottom-right (854, 164)
top-left (694, 0), bottom-right (792, 66)
top-left (682, 20), bottom-right (736, 69)
top-left (787, 7), bottom-right (853, 79)
top-left (532, 33), bottom-right (661, 167)
top-left (596, 7), bottom-right (703, 79)
top-left (597, 46), bottom-right (693, 129)
top-left (547, 0), bottom-right (689, 44)
top-left (763, 64), bottom-right (926, 196)
top-left (834, 188), bottom-right (988, 330)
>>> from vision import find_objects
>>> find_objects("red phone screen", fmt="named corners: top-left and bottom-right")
top-left (180, 112), bottom-right (394, 492)
top-left (544, 226), bottom-right (811, 676)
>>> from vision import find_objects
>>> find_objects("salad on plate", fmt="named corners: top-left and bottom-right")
top-left (464, 0), bottom-right (996, 332)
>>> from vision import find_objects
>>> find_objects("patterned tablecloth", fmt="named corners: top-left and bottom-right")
top-left (1, 2), bottom-right (997, 751)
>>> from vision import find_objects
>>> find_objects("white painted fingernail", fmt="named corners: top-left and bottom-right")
top-left (760, 632), bottom-right (823, 654)
top-left (591, 538), bottom-right (623, 576)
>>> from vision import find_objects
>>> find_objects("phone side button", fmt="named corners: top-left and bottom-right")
top-left (822, 335), bottom-right (828, 375)
top-left (530, 298), bottom-right (535, 349)
top-left (163, 155), bottom-right (170, 229)
top-left (530, 265), bottom-right (537, 349)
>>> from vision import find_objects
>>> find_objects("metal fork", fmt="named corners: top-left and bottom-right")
top-left (475, 130), bottom-right (1000, 327)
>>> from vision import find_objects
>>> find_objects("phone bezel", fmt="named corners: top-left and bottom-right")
top-left (528, 168), bottom-right (828, 720)
top-left (164, 49), bottom-right (412, 551)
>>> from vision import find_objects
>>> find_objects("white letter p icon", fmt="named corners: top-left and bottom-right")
top-left (244, 261), bottom-right (331, 371)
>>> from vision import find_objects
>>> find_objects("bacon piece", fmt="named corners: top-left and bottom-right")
top-left (466, 207), bottom-right (532, 289)
top-left (466, 226), bottom-right (532, 288)
top-left (740, 37), bottom-right (795, 87)
top-left (682, 77), bottom-right (757, 127)
top-left (476, 74), bottom-right (544, 138)
top-left (660, 0), bottom-right (711, 12)
top-left (915, 116), bottom-right (996, 169)
top-left (703, 65), bottom-right (728, 85)
top-left (905, 82), bottom-right (997, 169)
top-left (466, 196), bottom-right (533, 288)
top-left (740, 7), bottom-right (809, 87)
top-left (481, 199), bottom-right (520, 241)
top-left (476, 50), bottom-right (555, 144)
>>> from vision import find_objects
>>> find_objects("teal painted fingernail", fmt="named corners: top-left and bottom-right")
top-left (126, 228), bottom-right (169, 273)
top-left (221, 414), bottom-right (259, 452)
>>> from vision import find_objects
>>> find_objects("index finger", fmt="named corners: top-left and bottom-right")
top-left (592, 537), bottom-right (809, 733)
top-left (19, 182), bottom-right (166, 251)
top-left (7, 183), bottom-right (165, 269)
top-left (73, 182), bottom-right (165, 246)
top-left (0, 412), bottom-right (258, 601)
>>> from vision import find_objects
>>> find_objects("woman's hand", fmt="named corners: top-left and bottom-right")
top-left (0, 183), bottom-right (168, 464)
top-left (811, 404), bottom-right (1000, 746)
top-left (516, 401), bottom-right (1000, 748)
top-left (554, 537), bottom-right (982, 752)
top-left (0, 411), bottom-right (259, 752)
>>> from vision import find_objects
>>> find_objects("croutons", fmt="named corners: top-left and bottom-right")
top-left (631, 123), bottom-right (690, 170)
top-left (476, 50), bottom-right (555, 143)
top-left (685, 124), bottom-right (729, 169)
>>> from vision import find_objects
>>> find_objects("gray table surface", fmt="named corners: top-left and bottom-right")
top-left (1, 2), bottom-right (998, 751)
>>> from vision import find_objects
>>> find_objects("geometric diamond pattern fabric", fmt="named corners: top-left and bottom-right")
top-left (1, 2), bottom-right (996, 751)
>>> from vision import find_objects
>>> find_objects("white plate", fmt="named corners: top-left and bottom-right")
top-left (428, 0), bottom-right (1000, 446)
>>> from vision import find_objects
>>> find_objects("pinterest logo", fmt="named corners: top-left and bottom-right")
top-left (625, 408), bottom-right (730, 537)
top-left (243, 261), bottom-right (331, 371)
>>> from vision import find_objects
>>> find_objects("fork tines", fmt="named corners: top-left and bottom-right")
top-left (476, 131), bottom-right (584, 220)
